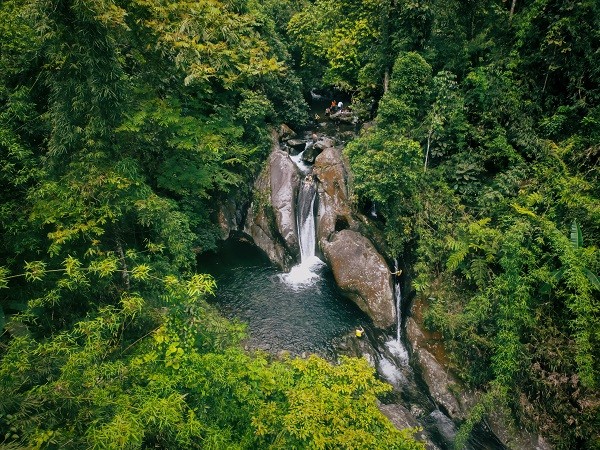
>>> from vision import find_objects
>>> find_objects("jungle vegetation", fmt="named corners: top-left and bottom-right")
top-left (0, 0), bottom-right (598, 449)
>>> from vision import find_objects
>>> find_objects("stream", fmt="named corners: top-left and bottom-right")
top-left (198, 99), bottom-right (504, 450)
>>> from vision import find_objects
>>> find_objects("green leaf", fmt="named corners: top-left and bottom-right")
top-left (570, 219), bottom-right (583, 249)
top-left (584, 269), bottom-right (600, 291)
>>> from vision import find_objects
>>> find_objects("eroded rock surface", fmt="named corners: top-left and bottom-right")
top-left (244, 148), bottom-right (300, 269)
top-left (407, 300), bottom-right (553, 449)
top-left (313, 146), bottom-right (354, 245)
top-left (322, 230), bottom-right (395, 328)
top-left (270, 150), bottom-right (300, 256)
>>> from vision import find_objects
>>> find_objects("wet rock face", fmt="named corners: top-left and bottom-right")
top-left (313, 146), bottom-right (396, 329)
top-left (244, 149), bottom-right (300, 269)
top-left (407, 306), bottom-right (553, 450)
top-left (279, 124), bottom-right (296, 140)
top-left (322, 230), bottom-right (395, 328)
top-left (406, 317), bottom-right (470, 420)
top-left (245, 129), bottom-right (396, 330)
top-left (269, 150), bottom-right (300, 256)
top-left (285, 139), bottom-right (306, 154)
top-left (313, 147), bottom-right (353, 245)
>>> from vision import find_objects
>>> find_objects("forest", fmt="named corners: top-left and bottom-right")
top-left (0, 0), bottom-right (598, 449)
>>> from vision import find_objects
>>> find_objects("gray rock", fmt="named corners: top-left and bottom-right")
top-left (406, 315), bottom-right (552, 449)
top-left (322, 230), bottom-right (395, 328)
top-left (379, 403), bottom-right (421, 430)
top-left (330, 110), bottom-right (358, 124)
top-left (301, 143), bottom-right (321, 164)
top-left (279, 124), bottom-right (296, 140)
top-left (269, 150), bottom-right (300, 256)
top-left (244, 166), bottom-right (291, 268)
top-left (406, 318), bottom-right (467, 419)
top-left (286, 139), bottom-right (306, 153)
top-left (313, 136), bottom-right (336, 151)
top-left (243, 148), bottom-right (300, 269)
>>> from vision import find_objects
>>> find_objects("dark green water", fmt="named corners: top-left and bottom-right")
top-left (199, 239), bottom-right (370, 359)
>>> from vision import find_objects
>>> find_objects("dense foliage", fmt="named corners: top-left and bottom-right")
top-left (2, 0), bottom-right (599, 448)
top-left (308, 0), bottom-right (599, 448)
top-left (0, 0), bottom-right (424, 448)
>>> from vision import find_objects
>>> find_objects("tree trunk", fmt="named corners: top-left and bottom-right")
top-left (424, 129), bottom-right (432, 172)
top-left (116, 238), bottom-right (131, 291)
top-left (509, 0), bottom-right (517, 21)
top-left (384, 68), bottom-right (390, 93)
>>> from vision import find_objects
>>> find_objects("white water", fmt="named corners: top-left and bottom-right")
top-left (281, 148), bottom-right (324, 287)
top-left (289, 144), bottom-right (312, 173)
top-left (369, 201), bottom-right (378, 218)
top-left (394, 259), bottom-right (402, 343)
top-left (388, 259), bottom-right (409, 364)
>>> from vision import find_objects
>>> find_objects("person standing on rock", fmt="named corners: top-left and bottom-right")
top-left (355, 326), bottom-right (365, 338)
top-left (337, 100), bottom-right (343, 111)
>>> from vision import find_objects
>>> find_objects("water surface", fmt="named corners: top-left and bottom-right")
top-left (199, 239), bottom-right (369, 359)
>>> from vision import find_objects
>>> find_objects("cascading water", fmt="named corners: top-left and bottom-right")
top-left (369, 201), bottom-right (378, 218)
top-left (203, 128), bottom-right (505, 449)
top-left (297, 177), bottom-right (317, 261)
top-left (384, 259), bottom-right (409, 363)
top-left (395, 278), bottom-right (402, 344)
top-left (281, 144), bottom-right (324, 286)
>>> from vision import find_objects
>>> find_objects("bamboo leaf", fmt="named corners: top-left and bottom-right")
top-left (570, 219), bottom-right (583, 249)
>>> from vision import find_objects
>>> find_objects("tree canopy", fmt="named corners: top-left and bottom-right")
top-left (1, 0), bottom-right (599, 448)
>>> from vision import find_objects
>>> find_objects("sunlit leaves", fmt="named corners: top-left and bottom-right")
top-left (186, 274), bottom-right (216, 299)
top-left (23, 260), bottom-right (46, 282)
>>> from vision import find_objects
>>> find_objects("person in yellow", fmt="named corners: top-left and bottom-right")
top-left (355, 326), bottom-right (365, 338)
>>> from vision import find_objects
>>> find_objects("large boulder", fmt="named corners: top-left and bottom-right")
top-left (313, 136), bottom-right (336, 152)
top-left (270, 150), bottom-right (300, 255)
top-left (330, 110), bottom-right (358, 124)
top-left (313, 147), bottom-right (354, 246)
top-left (244, 149), bottom-right (300, 269)
top-left (279, 124), bottom-right (296, 140)
top-left (286, 139), bottom-right (306, 154)
top-left (322, 230), bottom-right (395, 328)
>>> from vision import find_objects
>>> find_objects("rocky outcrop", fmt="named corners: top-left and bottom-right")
top-left (270, 150), bottom-right (300, 255)
top-left (312, 145), bottom-right (396, 329)
top-left (313, 146), bottom-right (354, 245)
top-left (322, 230), bottom-right (395, 328)
top-left (406, 318), bottom-right (470, 420)
top-left (285, 139), bottom-right (306, 154)
top-left (244, 148), bottom-right (300, 269)
top-left (245, 129), bottom-right (396, 329)
top-left (313, 136), bottom-right (336, 152)
top-left (329, 110), bottom-right (358, 124)
top-left (279, 124), bottom-right (296, 140)
top-left (407, 299), bottom-right (553, 449)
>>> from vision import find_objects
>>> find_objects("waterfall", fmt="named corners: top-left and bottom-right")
top-left (385, 259), bottom-right (408, 363)
top-left (281, 146), bottom-right (324, 286)
top-left (394, 269), bottom-right (402, 344)
top-left (369, 201), bottom-right (378, 218)
top-left (394, 259), bottom-right (402, 343)
top-left (297, 177), bottom-right (317, 261)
